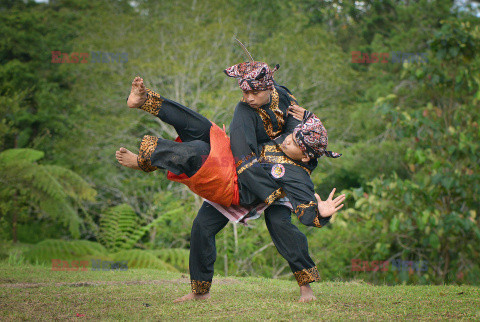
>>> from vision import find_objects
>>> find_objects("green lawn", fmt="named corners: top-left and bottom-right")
top-left (0, 262), bottom-right (479, 321)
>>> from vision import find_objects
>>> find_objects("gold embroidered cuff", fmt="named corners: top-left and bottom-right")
top-left (288, 92), bottom-right (297, 103)
top-left (294, 267), bottom-right (320, 286)
top-left (295, 201), bottom-right (317, 219)
top-left (313, 216), bottom-right (323, 228)
top-left (264, 188), bottom-right (285, 205)
top-left (137, 135), bottom-right (159, 172)
top-left (138, 88), bottom-right (164, 116)
top-left (191, 280), bottom-right (212, 294)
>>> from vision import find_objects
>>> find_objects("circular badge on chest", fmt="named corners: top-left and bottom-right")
top-left (271, 164), bottom-right (285, 179)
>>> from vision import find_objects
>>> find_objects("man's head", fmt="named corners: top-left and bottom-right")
top-left (283, 111), bottom-right (342, 163)
top-left (224, 61), bottom-right (279, 93)
top-left (241, 89), bottom-right (272, 108)
top-left (279, 133), bottom-right (311, 163)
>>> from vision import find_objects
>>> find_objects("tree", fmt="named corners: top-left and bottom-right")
top-left (343, 19), bottom-right (480, 284)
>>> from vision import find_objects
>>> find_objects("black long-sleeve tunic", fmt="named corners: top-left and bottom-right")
top-left (135, 85), bottom-right (332, 228)
top-left (229, 84), bottom-right (331, 228)
top-left (230, 84), bottom-right (302, 206)
top-left (256, 135), bottom-right (331, 228)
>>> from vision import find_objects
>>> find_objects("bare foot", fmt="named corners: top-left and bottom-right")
top-left (127, 76), bottom-right (147, 109)
top-left (173, 292), bottom-right (211, 303)
top-left (298, 284), bottom-right (317, 303)
top-left (115, 147), bottom-right (141, 170)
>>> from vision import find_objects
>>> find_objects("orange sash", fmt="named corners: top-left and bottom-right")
top-left (167, 123), bottom-right (239, 207)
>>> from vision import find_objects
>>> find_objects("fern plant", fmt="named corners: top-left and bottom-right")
top-left (22, 239), bottom-right (179, 271)
top-left (0, 148), bottom-right (96, 241)
top-left (98, 204), bottom-right (184, 252)
top-left (147, 248), bottom-right (190, 272)
top-left (111, 249), bottom-right (178, 271)
top-left (23, 239), bottom-right (109, 265)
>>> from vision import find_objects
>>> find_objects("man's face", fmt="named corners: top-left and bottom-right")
top-left (242, 89), bottom-right (272, 108)
top-left (280, 134), bottom-right (310, 163)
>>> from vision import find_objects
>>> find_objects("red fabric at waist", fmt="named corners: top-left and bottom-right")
top-left (167, 123), bottom-right (239, 207)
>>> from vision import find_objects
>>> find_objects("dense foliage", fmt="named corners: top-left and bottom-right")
top-left (0, 0), bottom-right (478, 285)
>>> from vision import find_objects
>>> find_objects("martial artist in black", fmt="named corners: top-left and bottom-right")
top-left (130, 80), bottom-right (334, 295)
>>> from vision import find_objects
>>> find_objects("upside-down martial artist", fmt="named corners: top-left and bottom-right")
top-left (117, 59), bottom-right (344, 303)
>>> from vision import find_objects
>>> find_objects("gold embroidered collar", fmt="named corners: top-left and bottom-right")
top-left (241, 88), bottom-right (285, 139)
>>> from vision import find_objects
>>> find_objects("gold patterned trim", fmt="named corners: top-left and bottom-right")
top-left (259, 144), bottom-right (311, 175)
top-left (138, 88), bottom-right (164, 116)
top-left (191, 280), bottom-right (212, 294)
top-left (295, 201), bottom-right (317, 219)
top-left (137, 135), bottom-right (159, 172)
top-left (237, 159), bottom-right (258, 175)
top-left (262, 144), bottom-right (282, 154)
top-left (294, 267), bottom-right (320, 286)
top-left (288, 93), bottom-right (297, 102)
top-left (253, 88), bottom-right (285, 139)
top-left (261, 155), bottom-right (311, 175)
top-left (236, 152), bottom-right (255, 168)
top-left (313, 216), bottom-right (323, 228)
top-left (265, 188), bottom-right (285, 205)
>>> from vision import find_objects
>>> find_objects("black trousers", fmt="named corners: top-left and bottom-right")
top-left (189, 203), bottom-right (320, 294)
top-left (136, 88), bottom-right (320, 294)
top-left (138, 89), bottom-right (212, 177)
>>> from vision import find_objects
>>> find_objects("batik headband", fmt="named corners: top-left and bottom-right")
top-left (224, 38), bottom-right (279, 91)
top-left (293, 111), bottom-right (342, 159)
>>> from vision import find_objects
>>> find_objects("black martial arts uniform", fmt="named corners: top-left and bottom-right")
top-left (133, 85), bottom-right (330, 294)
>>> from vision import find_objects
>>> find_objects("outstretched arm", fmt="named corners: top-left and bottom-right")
top-left (293, 188), bottom-right (345, 228)
top-left (279, 167), bottom-right (342, 228)
top-left (315, 188), bottom-right (345, 218)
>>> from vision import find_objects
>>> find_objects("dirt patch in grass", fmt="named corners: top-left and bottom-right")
top-left (0, 278), bottom-right (16, 283)
top-left (0, 277), bottom-right (240, 289)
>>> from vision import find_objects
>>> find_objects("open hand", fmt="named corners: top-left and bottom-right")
top-left (287, 104), bottom-right (306, 121)
top-left (315, 188), bottom-right (345, 218)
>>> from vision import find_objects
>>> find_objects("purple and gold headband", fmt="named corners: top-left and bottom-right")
top-left (293, 111), bottom-right (342, 159)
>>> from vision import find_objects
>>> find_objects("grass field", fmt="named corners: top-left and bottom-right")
top-left (1, 262), bottom-right (479, 321)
